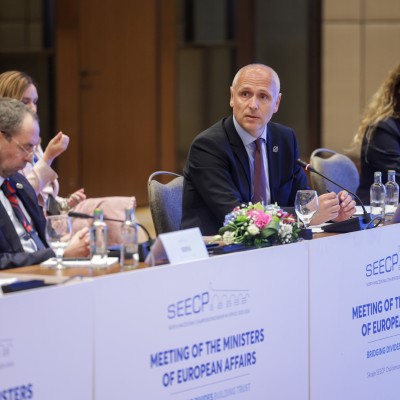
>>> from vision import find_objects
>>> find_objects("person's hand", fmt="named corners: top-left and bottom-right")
top-left (42, 131), bottom-right (70, 165)
top-left (310, 192), bottom-right (340, 225)
top-left (67, 188), bottom-right (86, 208)
top-left (331, 190), bottom-right (356, 222)
top-left (64, 227), bottom-right (90, 258)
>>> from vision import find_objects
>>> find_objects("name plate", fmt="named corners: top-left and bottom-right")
top-left (145, 227), bottom-right (209, 265)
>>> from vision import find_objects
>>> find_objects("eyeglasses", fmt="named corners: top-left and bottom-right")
top-left (1, 130), bottom-right (37, 159)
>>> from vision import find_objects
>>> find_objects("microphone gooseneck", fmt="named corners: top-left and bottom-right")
top-left (68, 211), bottom-right (93, 219)
top-left (68, 211), bottom-right (153, 241)
top-left (68, 210), bottom-right (124, 223)
top-left (296, 158), bottom-right (371, 223)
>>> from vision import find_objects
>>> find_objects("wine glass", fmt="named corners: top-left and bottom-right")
top-left (295, 190), bottom-right (319, 228)
top-left (45, 215), bottom-right (73, 269)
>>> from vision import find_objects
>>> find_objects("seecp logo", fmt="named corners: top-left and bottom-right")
top-left (365, 251), bottom-right (399, 278)
top-left (167, 283), bottom-right (250, 320)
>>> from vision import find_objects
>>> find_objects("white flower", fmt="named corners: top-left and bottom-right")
top-left (247, 224), bottom-right (260, 236)
top-left (222, 231), bottom-right (235, 245)
top-left (210, 234), bottom-right (222, 243)
top-left (278, 223), bottom-right (294, 243)
top-left (280, 224), bottom-right (293, 235)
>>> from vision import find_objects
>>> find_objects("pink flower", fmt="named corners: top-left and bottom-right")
top-left (247, 210), bottom-right (272, 230)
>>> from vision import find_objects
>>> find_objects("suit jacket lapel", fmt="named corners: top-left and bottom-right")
top-left (0, 200), bottom-right (24, 252)
top-left (266, 123), bottom-right (281, 203)
top-left (224, 116), bottom-right (252, 197)
top-left (10, 176), bottom-right (46, 243)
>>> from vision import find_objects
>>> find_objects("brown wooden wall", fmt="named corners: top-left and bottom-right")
top-left (55, 0), bottom-right (176, 206)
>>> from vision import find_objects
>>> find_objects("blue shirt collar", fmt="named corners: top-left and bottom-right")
top-left (233, 115), bottom-right (267, 147)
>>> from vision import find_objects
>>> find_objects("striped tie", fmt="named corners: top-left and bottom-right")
top-left (1, 179), bottom-right (45, 250)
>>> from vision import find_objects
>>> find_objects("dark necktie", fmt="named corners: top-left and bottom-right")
top-left (252, 138), bottom-right (267, 204)
top-left (1, 179), bottom-right (46, 250)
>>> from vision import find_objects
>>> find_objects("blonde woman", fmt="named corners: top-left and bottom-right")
top-left (353, 64), bottom-right (400, 203)
top-left (0, 70), bottom-right (142, 245)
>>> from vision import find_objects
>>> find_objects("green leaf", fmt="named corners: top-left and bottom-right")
top-left (260, 216), bottom-right (279, 238)
top-left (219, 225), bottom-right (234, 235)
top-left (261, 227), bottom-right (277, 238)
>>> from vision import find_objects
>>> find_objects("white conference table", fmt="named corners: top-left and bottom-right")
top-left (1, 224), bottom-right (400, 400)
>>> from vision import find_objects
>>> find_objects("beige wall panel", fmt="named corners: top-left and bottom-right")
top-left (322, 24), bottom-right (361, 152)
top-left (364, 24), bottom-right (400, 104)
top-left (365, 0), bottom-right (400, 20)
top-left (323, 0), bottom-right (361, 21)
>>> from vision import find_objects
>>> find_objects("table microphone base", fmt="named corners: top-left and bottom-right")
top-left (322, 215), bottom-right (372, 233)
top-left (299, 228), bottom-right (313, 240)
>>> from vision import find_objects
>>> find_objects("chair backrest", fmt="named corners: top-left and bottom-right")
top-left (147, 171), bottom-right (184, 235)
top-left (309, 148), bottom-right (360, 195)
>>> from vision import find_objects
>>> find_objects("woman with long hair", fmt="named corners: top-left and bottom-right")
top-left (353, 64), bottom-right (400, 203)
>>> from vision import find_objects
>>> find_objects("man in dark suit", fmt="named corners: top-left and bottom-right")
top-left (0, 98), bottom-right (89, 269)
top-left (181, 64), bottom-right (356, 235)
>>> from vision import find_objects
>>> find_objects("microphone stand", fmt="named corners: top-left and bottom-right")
top-left (297, 159), bottom-right (373, 233)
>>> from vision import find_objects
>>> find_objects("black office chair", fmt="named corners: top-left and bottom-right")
top-left (147, 171), bottom-right (183, 235)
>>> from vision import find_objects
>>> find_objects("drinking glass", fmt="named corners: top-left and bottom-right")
top-left (45, 215), bottom-right (73, 269)
top-left (295, 190), bottom-right (319, 228)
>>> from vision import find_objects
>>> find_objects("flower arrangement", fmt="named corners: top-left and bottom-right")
top-left (215, 202), bottom-right (300, 248)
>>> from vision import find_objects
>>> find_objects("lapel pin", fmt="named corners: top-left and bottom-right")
top-left (16, 183), bottom-right (23, 189)
top-left (273, 146), bottom-right (279, 153)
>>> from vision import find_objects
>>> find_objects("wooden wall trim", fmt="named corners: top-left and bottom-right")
top-left (236, 0), bottom-right (255, 68)
top-left (159, 0), bottom-right (177, 173)
top-left (55, 0), bottom-right (81, 195)
top-left (308, 0), bottom-right (322, 153)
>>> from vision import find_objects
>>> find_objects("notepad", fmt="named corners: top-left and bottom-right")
top-left (41, 257), bottom-right (119, 268)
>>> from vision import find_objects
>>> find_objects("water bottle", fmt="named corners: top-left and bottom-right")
top-left (120, 208), bottom-right (139, 269)
top-left (370, 171), bottom-right (386, 220)
top-left (90, 208), bottom-right (108, 266)
top-left (385, 170), bottom-right (399, 221)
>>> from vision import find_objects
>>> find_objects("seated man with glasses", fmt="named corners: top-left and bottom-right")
top-left (2, 130), bottom-right (38, 158)
top-left (0, 97), bottom-right (89, 269)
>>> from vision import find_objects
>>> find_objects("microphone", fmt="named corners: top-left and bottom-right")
top-left (296, 159), bottom-right (372, 233)
top-left (68, 211), bottom-right (154, 261)
top-left (68, 211), bottom-right (122, 223)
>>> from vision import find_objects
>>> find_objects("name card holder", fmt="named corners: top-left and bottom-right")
top-left (145, 228), bottom-right (209, 266)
